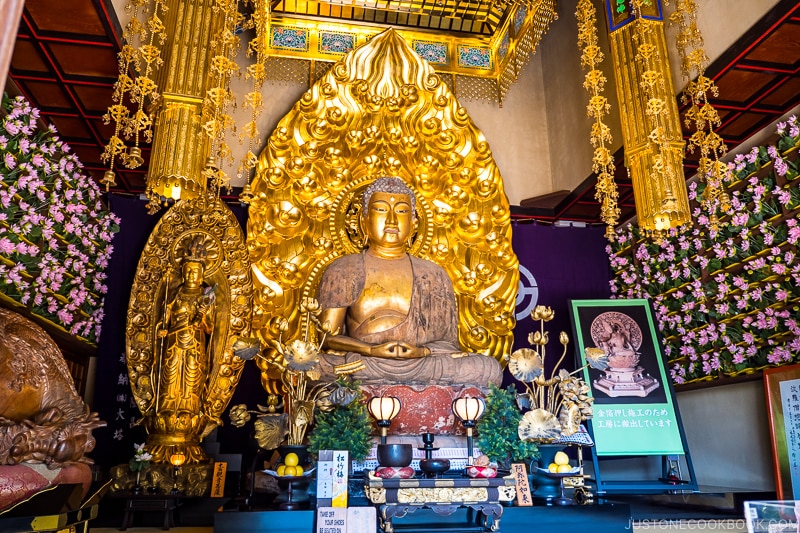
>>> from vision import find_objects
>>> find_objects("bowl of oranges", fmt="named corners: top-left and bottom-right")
top-left (275, 452), bottom-right (307, 477)
top-left (538, 450), bottom-right (580, 476)
top-left (268, 451), bottom-right (315, 479)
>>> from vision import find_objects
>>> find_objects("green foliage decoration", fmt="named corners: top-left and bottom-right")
top-left (476, 384), bottom-right (539, 468)
top-left (308, 378), bottom-right (373, 462)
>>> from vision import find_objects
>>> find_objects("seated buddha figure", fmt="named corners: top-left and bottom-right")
top-left (316, 177), bottom-right (503, 387)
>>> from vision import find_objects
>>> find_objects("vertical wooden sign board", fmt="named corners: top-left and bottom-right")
top-left (210, 462), bottom-right (227, 497)
top-left (317, 451), bottom-right (334, 507)
top-left (511, 463), bottom-right (533, 506)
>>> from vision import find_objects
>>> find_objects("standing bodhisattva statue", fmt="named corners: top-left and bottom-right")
top-left (156, 248), bottom-right (216, 420)
top-left (316, 177), bottom-right (502, 387)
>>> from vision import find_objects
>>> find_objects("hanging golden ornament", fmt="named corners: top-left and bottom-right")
top-left (606, 0), bottom-right (691, 238)
top-left (669, 0), bottom-right (732, 231)
top-left (576, 0), bottom-right (620, 240)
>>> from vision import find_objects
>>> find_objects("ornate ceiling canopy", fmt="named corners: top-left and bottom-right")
top-left (263, 0), bottom-right (557, 103)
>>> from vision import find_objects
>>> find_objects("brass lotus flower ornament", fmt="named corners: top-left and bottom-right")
top-left (531, 306), bottom-right (556, 322)
top-left (283, 339), bottom-right (320, 372)
top-left (518, 408), bottom-right (561, 442)
top-left (507, 305), bottom-right (608, 443)
top-left (228, 298), bottom-right (336, 447)
top-left (507, 348), bottom-right (543, 383)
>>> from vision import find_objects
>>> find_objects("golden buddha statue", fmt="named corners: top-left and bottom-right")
top-left (316, 177), bottom-right (503, 387)
top-left (247, 30), bottom-right (520, 398)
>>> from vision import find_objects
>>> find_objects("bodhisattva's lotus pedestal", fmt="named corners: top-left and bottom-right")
top-left (593, 356), bottom-right (659, 398)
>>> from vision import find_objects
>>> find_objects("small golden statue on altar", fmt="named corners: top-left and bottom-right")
top-left (155, 238), bottom-right (217, 430)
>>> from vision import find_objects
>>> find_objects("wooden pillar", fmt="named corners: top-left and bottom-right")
top-left (0, 0), bottom-right (25, 93)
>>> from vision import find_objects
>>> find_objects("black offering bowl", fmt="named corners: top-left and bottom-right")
top-left (418, 432), bottom-right (450, 478)
top-left (419, 458), bottom-right (450, 477)
top-left (377, 444), bottom-right (413, 467)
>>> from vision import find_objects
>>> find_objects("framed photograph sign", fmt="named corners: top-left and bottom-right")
top-left (568, 299), bottom-right (687, 457)
top-left (763, 363), bottom-right (800, 499)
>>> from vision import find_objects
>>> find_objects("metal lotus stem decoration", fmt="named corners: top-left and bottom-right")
top-left (506, 306), bottom-right (608, 443)
top-left (229, 298), bottom-right (337, 447)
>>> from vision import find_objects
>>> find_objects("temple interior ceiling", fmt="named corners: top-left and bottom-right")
top-left (272, 0), bottom-right (506, 34)
top-left (5, 0), bottom-right (800, 224)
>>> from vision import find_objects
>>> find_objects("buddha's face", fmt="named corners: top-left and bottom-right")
top-left (182, 261), bottom-right (204, 288)
top-left (363, 191), bottom-right (414, 249)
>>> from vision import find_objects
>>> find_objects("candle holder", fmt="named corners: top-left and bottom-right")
top-left (452, 396), bottom-right (485, 469)
top-left (169, 452), bottom-right (186, 496)
top-left (367, 396), bottom-right (402, 444)
top-left (418, 433), bottom-right (450, 478)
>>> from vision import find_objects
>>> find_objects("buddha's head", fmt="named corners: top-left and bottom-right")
top-left (361, 177), bottom-right (417, 251)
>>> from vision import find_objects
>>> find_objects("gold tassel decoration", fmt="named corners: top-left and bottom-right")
top-left (669, 0), bottom-right (731, 231)
top-left (576, 0), bottom-right (620, 241)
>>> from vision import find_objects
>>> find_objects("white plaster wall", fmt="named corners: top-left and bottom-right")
top-left (463, 53), bottom-right (552, 205)
top-left (675, 381), bottom-right (774, 490)
top-left (539, 0), bottom-right (624, 196)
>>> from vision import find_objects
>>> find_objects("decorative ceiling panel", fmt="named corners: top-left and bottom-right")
top-left (712, 70), bottom-right (774, 105)
top-left (48, 116), bottom-right (92, 139)
top-left (273, 0), bottom-right (504, 34)
top-left (9, 41), bottom-right (48, 72)
top-left (16, 80), bottom-right (73, 109)
top-left (72, 85), bottom-right (116, 113)
top-left (744, 22), bottom-right (800, 66)
top-left (759, 77), bottom-right (800, 108)
top-left (24, 0), bottom-right (108, 36)
top-left (264, 0), bottom-right (553, 85)
top-left (46, 43), bottom-right (118, 78)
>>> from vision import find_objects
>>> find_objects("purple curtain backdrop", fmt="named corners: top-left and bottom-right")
top-left (508, 222), bottom-right (612, 384)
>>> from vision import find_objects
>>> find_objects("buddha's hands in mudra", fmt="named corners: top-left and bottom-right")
top-left (322, 331), bottom-right (430, 360)
top-left (370, 341), bottom-right (430, 359)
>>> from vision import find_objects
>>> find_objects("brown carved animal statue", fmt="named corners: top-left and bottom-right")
top-left (0, 308), bottom-right (105, 469)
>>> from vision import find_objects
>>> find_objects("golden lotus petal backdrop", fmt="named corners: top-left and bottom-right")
top-left (247, 29), bottom-right (519, 391)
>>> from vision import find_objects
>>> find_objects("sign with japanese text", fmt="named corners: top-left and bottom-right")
top-left (511, 463), bottom-right (532, 506)
top-left (570, 299), bottom-right (685, 456)
top-left (764, 364), bottom-right (800, 499)
top-left (778, 379), bottom-right (800, 497)
top-left (211, 461), bottom-right (227, 497)
top-left (333, 450), bottom-right (349, 507)
top-left (317, 450), bottom-right (334, 507)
